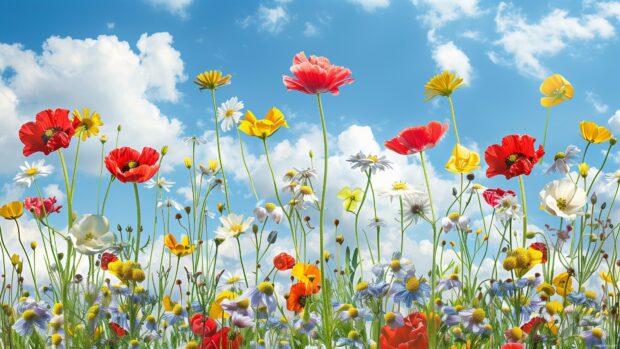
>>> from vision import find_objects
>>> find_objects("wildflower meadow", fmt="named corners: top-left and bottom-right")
top-left (1, 34), bottom-right (620, 349)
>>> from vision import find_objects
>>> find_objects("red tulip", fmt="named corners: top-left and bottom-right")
top-left (385, 121), bottom-right (448, 155)
top-left (190, 314), bottom-right (217, 337)
top-left (104, 146), bottom-right (160, 183)
top-left (485, 135), bottom-right (544, 179)
top-left (482, 188), bottom-right (516, 207)
top-left (380, 312), bottom-right (428, 349)
top-left (273, 252), bottom-right (295, 271)
top-left (19, 108), bottom-right (75, 156)
top-left (283, 52), bottom-right (353, 95)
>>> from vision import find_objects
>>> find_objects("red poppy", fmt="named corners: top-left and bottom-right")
top-left (484, 135), bottom-right (545, 179)
top-left (501, 344), bottom-right (524, 349)
top-left (273, 252), bottom-right (295, 271)
top-left (385, 121), bottom-right (448, 155)
top-left (100, 252), bottom-right (118, 271)
top-left (521, 316), bottom-right (545, 334)
top-left (190, 314), bottom-right (217, 337)
top-left (529, 242), bottom-right (548, 263)
top-left (201, 327), bottom-right (242, 349)
top-left (104, 147), bottom-right (160, 183)
top-left (483, 188), bottom-right (516, 207)
top-left (109, 322), bottom-right (127, 337)
top-left (380, 312), bottom-right (428, 349)
top-left (23, 197), bottom-right (62, 219)
top-left (286, 282), bottom-right (312, 313)
top-left (283, 52), bottom-right (353, 95)
top-left (19, 108), bottom-right (75, 156)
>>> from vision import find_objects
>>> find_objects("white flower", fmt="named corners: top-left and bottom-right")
top-left (69, 214), bottom-right (115, 255)
top-left (14, 160), bottom-right (53, 187)
top-left (145, 177), bottom-right (175, 192)
top-left (402, 192), bottom-right (430, 223)
top-left (496, 194), bottom-right (521, 221)
top-left (540, 178), bottom-right (587, 220)
top-left (216, 213), bottom-right (254, 239)
top-left (217, 97), bottom-right (244, 132)
top-left (380, 181), bottom-right (421, 202)
top-left (295, 186), bottom-right (318, 204)
top-left (157, 198), bottom-right (183, 211)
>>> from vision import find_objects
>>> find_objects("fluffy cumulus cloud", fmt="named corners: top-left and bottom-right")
top-left (257, 5), bottom-right (290, 34)
top-left (608, 110), bottom-right (620, 134)
top-left (349, 0), bottom-right (391, 12)
top-left (0, 33), bottom-right (187, 175)
top-left (490, 2), bottom-right (617, 78)
top-left (144, 0), bottom-right (193, 17)
top-left (411, 0), bottom-right (480, 29)
top-left (432, 41), bottom-right (473, 83)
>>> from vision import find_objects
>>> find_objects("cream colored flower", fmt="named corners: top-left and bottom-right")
top-left (540, 179), bottom-right (586, 220)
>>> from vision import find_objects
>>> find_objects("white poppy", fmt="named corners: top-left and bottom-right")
top-left (69, 214), bottom-right (115, 255)
top-left (540, 178), bottom-right (586, 220)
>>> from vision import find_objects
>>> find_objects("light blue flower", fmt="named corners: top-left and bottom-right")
top-left (13, 298), bottom-right (51, 336)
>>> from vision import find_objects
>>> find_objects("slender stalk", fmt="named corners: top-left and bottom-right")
top-left (539, 107), bottom-right (551, 163)
top-left (211, 89), bottom-right (231, 211)
top-left (237, 128), bottom-right (258, 200)
top-left (519, 175), bottom-right (528, 247)
top-left (96, 141), bottom-right (105, 214)
top-left (133, 183), bottom-right (142, 261)
top-left (235, 236), bottom-right (249, 287)
top-left (447, 96), bottom-right (460, 144)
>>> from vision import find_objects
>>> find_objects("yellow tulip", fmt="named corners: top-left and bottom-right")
top-left (194, 70), bottom-right (231, 90)
top-left (164, 234), bottom-right (195, 257)
top-left (209, 290), bottom-right (238, 319)
top-left (0, 201), bottom-right (24, 220)
top-left (336, 186), bottom-right (363, 212)
top-left (580, 121), bottom-right (612, 144)
top-left (540, 74), bottom-right (573, 107)
top-left (238, 108), bottom-right (288, 139)
top-left (445, 144), bottom-right (480, 174)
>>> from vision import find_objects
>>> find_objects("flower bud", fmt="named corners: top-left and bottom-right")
top-left (161, 145), bottom-right (169, 155)
top-left (267, 230), bottom-right (278, 244)
top-left (591, 192), bottom-right (597, 205)
top-left (610, 137), bottom-right (618, 145)
top-left (578, 163), bottom-right (589, 178)
top-left (30, 241), bottom-right (37, 250)
top-left (99, 135), bottom-right (108, 143)
top-left (184, 157), bottom-right (192, 169)
top-left (336, 234), bottom-right (344, 245)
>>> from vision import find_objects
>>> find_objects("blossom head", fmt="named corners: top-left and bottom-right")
top-left (385, 121), bottom-right (449, 155)
top-left (580, 121), bottom-right (612, 144)
top-left (239, 108), bottom-right (288, 139)
top-left (72, 108), bottom-right (103, 141)
top-left (273, 252), bottom-right (295, 271)
top-left (485, 134), bottom-right (544, 179)
top-left (24, 197), bottom-right (61, 220)
top-left (424, 71), bottom-right (464, 101)
top-left (445, 144), bottom-right (480, 174)
top-left (105, 146), bottom-right (160, 183)
top-left (540, 74), bottom-right (573, 107)
top-left (164, 234), bottom-right (195, 257)
top-left (337, 186), bottom-right (363, 212)
top-left (283, 52), bottom-right (353, 95)
top-left (19, 108), bottom-right (75, 156)
top-left (194, 70), bottom-right (231, 90)
top-left (0, 201), bottom-right (24, 220)
top-left (69, 214), bottom-right (115, 255)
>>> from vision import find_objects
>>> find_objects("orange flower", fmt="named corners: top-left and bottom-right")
top-left (291, 263), bottom-right (321, 293)
top-left (287, 282), bottom-right (313, 313)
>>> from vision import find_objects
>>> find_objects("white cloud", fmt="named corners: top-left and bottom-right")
top-left (106, 22), bottom-right (115, 30)
top-left (0, 33), bottom-right (187, 174)
top-left (608, 109), bottom-right (620, 134)
top-left (492, 2), bottom-right (616, 78)
top-left (144, 0), bottom-right (193, 17)
top-left (461, 30), bottom-right (485, 42)
top-left (432, 41), bottom-right (473, 83)
top-left (257, 6), bottom-right (290, 34)
top-left (585, 91), bottom-right (609, 114)
top-left (303, 22), bottom-right (318, 37)
top-left (349, 0), bottom-right (390, 12)
top-left (411, 0), bottom-right (480, 28)
top-left (43, 184), bottom-right (66, 203)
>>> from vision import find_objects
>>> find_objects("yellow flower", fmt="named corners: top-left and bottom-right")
top-left (539, 74), bottom-right (574, 107)
top-left (553, 272), bottom-right (574, 297)
top-left (445, 144), bottom-right (480, 174)
top-left (600, 272), bottom-right (613, 283)
top-left (72, 108), bottom-right (103, 141)
top-left (578, 163), bottom-right (589, 177)
top-left (209, 290), bottom-right (238, 319)
top-left (238, 108), bottom-right (288, 139)
top-left (509, 247), bottom-right (543, 278)
top-left (164, 234), bottom-right (195, 257)
top-left (424, 71), bottom-right (464, 101)
top-left (107, 260), bottom-right (145, 283)
top-left (336, 186), bottom-right (363, 212)
top-left (194, 70), bottom-right (231, 90)
top-left (184, 157), bottom-right (193, 169)
top-left (0, 201), bottom-right (23, 220)
top-left (580, 121), bottom-right (612, 144)
top-left (546, 301), bottom-right (563, 315)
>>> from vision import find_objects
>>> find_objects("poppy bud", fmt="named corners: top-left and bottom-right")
top-left (591, 192), bottom-right (597, 205)
top-left (601, 202), bottom-right (607, 209)
top-left (100, 135), bottom-right (108, 144)
top-left (217, 203), bottom-right (225, 213)
top-left (578, 163), bottom-right (589, 177)
top-left (334, 219), bottom-right (340, 226)
top-left (161, 145), bottom-right (169, 155)
top-left (252, 224), bottom-right (259, 234)
top-left (175, 213), bottom-right (183, 220)
top-left (117, 124), bottom-right (122, 132)
top-left (452, 187), bottom-right (458, 196)
top-left (184, 157), bottom-right (193, 169)
top-left (30, 241), bottom-right (37, 250)
top-left (336, 235), bottom-right (344, 245)
top-left (611, 137), bottom-right (618, 145)
top-left (184, 206), bottom-right (191, 214)
top-left (214, 237), bottom-right (225, 246)
top-left (267, 230), bottom-right (278, 244)
top-left (466, 173), bottom-right (475, 181)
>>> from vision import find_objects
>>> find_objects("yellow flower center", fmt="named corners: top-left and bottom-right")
top-left (347, 307), bottom-right (359, 318)
top-left (51, 334), bottom-right (63, 346)
top-left (225, 109), bottom-right (234, 117)
top-left (22, 309), bottom-right (38, 321)
top-left (127, 161), bottom-right (138, 169)
top-left (511, 327), bottom-right (523, 340)
top-left (556, 198), bottom-right (567, 210)
top-left (405, 277), bottom-right (420, 292)
top-left (227, 275), bottom-right (241, 284)
top-left (392, 182), bottom-right (408, 190)
top-left (299, 186), bottom-right (313, 195)
top-left (367, 155), bottom-right (379, 163)
top-left (84, 232), bottom-right (95, 241)
top-left (347, 330), bottom-right (360, 341)
top-left (172, 304), bottom-right (184, 316)
top-left (230, 224), bottom-right (244, 235)
top-left (554, 152), bottom-right (566, 160)
top-left (592, 328), bottom-right (603, 339)
top-left (389, 259), bottom-right (401, 272)
top-left (265, 203), bottom-right (277, 212)
top-left (25, 168), bottom-right (39, 176)
top-left (472, 308), bottom-right (486, 324)
top-left (237, 298), bottom-right (250, 310)
top-left (258, 282), bottom-right (274, 295)
top-left (355, 282), bottom-right (369, 291)
top-left (449, 273), bottom-right (459, 281)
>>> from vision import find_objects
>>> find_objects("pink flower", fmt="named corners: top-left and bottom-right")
top-left (283, 52), bottom-right (353, 95)
top-left (24, 197), bottom-right (62, 219)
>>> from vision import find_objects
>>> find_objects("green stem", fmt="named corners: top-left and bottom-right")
top-left (237, 128), bottom-right (258, 200)
top-left (539, 108), bottom-right (550, 163)
top-left (236, 236), bottom-right (249, 287)
top-left (519, 175), bottom-right (528, 247)
top-left (96, 141), bottom-right (105, 214)
top-left (448, 96), bottom-right (460, 144)
top-left (133, 183), bottom-right (142, 261)
top-left (211, 89), bottom-right (231, 211)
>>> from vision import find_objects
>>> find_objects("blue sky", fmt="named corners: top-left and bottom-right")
top-left (1, 0), bottom-right (620, 273)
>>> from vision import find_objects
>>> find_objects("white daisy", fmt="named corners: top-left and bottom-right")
top-left (402, 192), bottom-right (431, 223)
top-left (216, 213), bottom-right (254, 239)
top-left (157, 198), bottom-right (183, 211)
top-left (217, 97), bottom-right (244, 132)
top-left (14, 160), bottom-right (53, 187)
top-left (380, 181), bottom-right (420, 202)
top-left (145, 177), bottom-right (175, 192)
top-left (295, 186), bottom-right (318, 203)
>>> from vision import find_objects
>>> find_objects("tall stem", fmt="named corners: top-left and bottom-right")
top-left (211, 89), bottom-right (231, 211)
top-left (519, 175), bottom-right (528, 247)
top-left (133, 183), bottom-right (142, 261)
top-left (316, 93), bottom-right (333, 349)
top-left (448, 96), bottom-right (460, 144)
top-left (237, 128), bottom-right (258, 200)
top-left (540, 108), bottom-right (551, 163)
